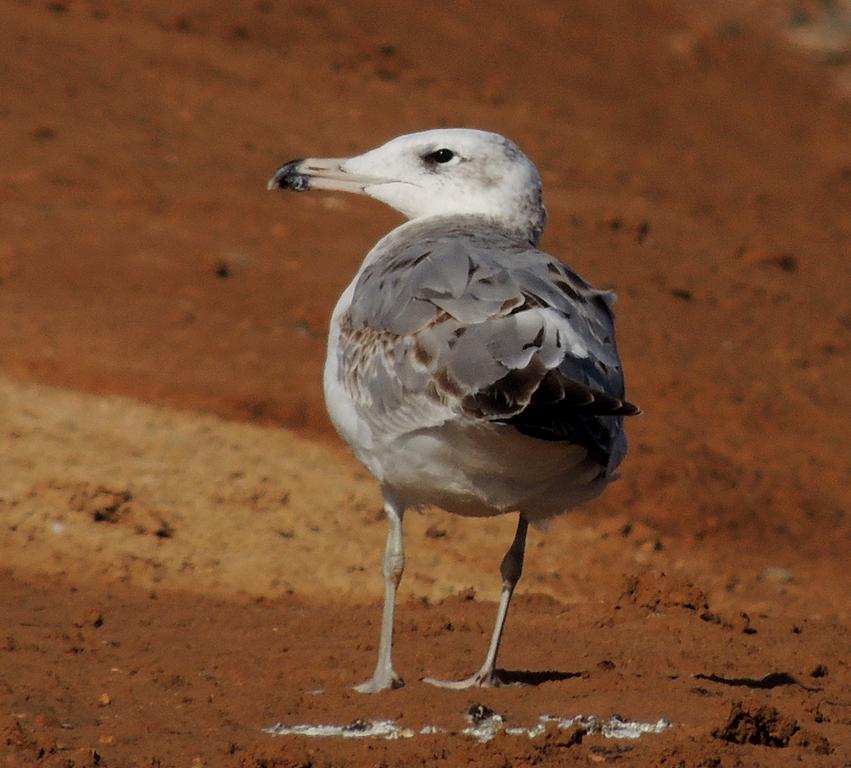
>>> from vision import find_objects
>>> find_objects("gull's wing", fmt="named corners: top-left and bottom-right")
top-left (337, 223), bottom-right (639, 467)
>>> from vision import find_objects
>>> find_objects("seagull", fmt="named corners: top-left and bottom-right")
top-left (268, 128), bottom-right (639, 693)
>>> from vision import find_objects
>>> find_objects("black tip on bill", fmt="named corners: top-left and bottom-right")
top-left (267, 159), bottom-right (310, 192)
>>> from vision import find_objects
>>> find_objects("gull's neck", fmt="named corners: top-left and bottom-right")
top-left (366, 180), bottom-right (546, 248)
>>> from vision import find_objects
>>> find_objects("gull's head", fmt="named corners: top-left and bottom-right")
top-left (269, 128), bottom-right (547, 243)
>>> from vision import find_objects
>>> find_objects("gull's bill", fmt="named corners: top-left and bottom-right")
top-left (267, 157), bottom-right (392, 194)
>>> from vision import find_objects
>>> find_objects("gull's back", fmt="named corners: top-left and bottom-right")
top-left (325, 215), bottom-right (638, 523)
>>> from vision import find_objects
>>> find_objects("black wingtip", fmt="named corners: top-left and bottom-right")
top-left (580, 390), bottom-right (641, 416)
top-left (267, 159), bottom-right (310, 192)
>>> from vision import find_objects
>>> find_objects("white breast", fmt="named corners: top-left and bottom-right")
top-left (323, 279), bottom-right (386, 480)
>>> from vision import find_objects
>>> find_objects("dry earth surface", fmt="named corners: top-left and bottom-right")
top-left (1, 1), bottom-right (850, 766)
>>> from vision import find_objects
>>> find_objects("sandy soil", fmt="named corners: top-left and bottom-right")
top-left (1, 1), bottom-right (850, 766)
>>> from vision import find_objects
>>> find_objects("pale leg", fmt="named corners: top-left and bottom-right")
top-left (354, 495), bottom-right (405, 693)
top-left (424, 514), bottom-right (529, 688)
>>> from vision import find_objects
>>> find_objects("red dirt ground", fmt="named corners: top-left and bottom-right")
top-left (1, 1), bottom-right (850, 766)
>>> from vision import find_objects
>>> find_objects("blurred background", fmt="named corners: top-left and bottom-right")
top-left (1, 0), bottom-right (848, 590)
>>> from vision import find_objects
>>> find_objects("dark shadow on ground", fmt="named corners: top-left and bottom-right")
top-left (498, 669), bottom-right (584, 686)
top-left (694, 672), bottom-right (820, 692)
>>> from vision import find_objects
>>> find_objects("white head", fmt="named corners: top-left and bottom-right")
top-left (269, 128), bottom-right (547, 243)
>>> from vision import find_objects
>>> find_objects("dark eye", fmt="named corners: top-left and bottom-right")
top-left (423, 148), bottom-right (455, 164)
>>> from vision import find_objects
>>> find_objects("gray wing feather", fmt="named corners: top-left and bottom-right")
top-left (339, 221), bottom-right (637, 464)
